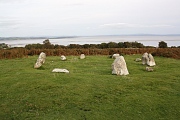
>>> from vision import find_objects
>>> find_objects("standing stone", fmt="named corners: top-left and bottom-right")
top-left (80, 54), bottom-right (85, 59)
top-left (60, 55), bottom-right (66, 61)
top-left (112, 54), bottom-right (120, 59)
top-left (142, 52), bottom-right (149, 65)
top-left (112, 56), bottom-right (129, 75)
top-left (142, 52), bottom-right (156, 66)
top-left (148, 54), bottom-right (156, 66)
top-left (34, 52), bottom-right (46, 69)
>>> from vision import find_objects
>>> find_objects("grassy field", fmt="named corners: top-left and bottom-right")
top-left (0, 55), bottom-right (179, 120)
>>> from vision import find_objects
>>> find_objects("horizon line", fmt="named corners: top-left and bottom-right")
top-left (1, 34), bottom-right (180, 38)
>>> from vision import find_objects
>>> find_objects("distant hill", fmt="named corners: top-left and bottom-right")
top-left (1, 34), bottom-right (180, 40)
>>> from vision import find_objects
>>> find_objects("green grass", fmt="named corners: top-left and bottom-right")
top-left (0, 55), bottom-right (180, 120)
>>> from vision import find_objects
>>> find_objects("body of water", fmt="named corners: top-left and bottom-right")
top-left (0, 35), bottom-right (180, 47)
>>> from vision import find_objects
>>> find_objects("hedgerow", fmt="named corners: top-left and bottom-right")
top-left (0, 48), bottom-right (179, 59)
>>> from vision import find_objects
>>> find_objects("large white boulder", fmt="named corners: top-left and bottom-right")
top-left (142, 52), bottom-right (149, 65)
top-left (52, 68), bottom-right (69, 73)
top-left (148, 54), bottom-right (156, 66)
top-left (112, 56), bottom-right (129, 75)
top-left (34, 52), bottom-right (46, 69)
top-left (142, 52), bottom-right (156, 66)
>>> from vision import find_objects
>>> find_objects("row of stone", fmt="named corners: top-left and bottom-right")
top-left (60, 54), bottom-right (85, 61)
top-left (34, 52), bottom-right (156, 75)
top-left (112, 53), bottom-right (156, 67)
top-left (111, 52), bottom-right (156, 75)
top-left (34, 53), bottom-right (85, 73)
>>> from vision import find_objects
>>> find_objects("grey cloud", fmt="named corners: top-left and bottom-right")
top-left (0, 0), bottom-right (26, 3)
top-left (139, 24), bottom-right (174, 28)
top-left (65, 3), bottom-right (84, 6)
top-left (0, 17), bottom-right (21, 28)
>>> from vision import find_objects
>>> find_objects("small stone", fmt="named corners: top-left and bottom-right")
top-left (135, 58), bottom-right (141, 62)
top-left (80, 54), bottom-right (85, 59)
top-left (146, 67), bottom-right (153, 72)
top-left (60, 55), bottom-right (66, 61)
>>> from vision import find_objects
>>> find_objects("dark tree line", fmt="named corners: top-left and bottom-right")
top-left (25, 39), bottom-right (146, 50)
top-left (1, 39), bottom-right (180, 50)
top-left (2, 39), bottom-right (178, 50)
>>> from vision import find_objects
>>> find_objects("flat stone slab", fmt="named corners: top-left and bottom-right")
top-left (52, 68), bottom-right (69, 73)
top-left (135, 58), bottom-right (141, 62)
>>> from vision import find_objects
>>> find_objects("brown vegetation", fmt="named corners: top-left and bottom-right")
top-left (0, 48), bottom-right (179, 59)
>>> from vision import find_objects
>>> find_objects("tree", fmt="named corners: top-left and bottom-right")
top-left (43, 39), bottom-right (54, 49)
top-left (124, 42), bottom-right (132, 48)
top-left (0, 43), bottom-right (9, 49)
top-left (43, 39), bottom-right (51, 44)
top-left (132, 41), bottom-right (144, 48)
top-left (99, 43), bottom-right (108, 49)
top-left (108, 42), bottom-right (118, 48)
top-left (159, 41), bottom-right (167, 48)
top-left (118, 42), bottom-right (124, 48)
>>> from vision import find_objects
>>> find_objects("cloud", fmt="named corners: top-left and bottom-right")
top-left (149, 25), bottom-right (175, 28)
top-left (99, 23), bottom-right (174, 29)
top-left (0, 17), bottom-right (21, 29)
top-left (0, 0), bottom-right (27, 3)
top-left (0, 0), bottom-right (179, 36)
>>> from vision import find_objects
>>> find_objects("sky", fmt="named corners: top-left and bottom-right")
top-left (0, 0), bottom-right (180, 37)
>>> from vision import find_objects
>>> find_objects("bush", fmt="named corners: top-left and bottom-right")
top-left (159, 41), bottom-right (168, 48)
top-left (0, 48), bottom-right (179, 59)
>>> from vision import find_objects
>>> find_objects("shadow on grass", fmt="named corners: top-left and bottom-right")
top-left (36, 66), bottom-right (45, 70)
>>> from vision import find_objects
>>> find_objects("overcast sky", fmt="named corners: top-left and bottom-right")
top-left (0, 0), bottom-right (180, 37)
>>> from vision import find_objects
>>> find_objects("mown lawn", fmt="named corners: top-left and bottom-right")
top-left (0, 55), bottom-right (179, 120)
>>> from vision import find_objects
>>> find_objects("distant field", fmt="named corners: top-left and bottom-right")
top-left (0, 55), bottom-right (179, 120)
